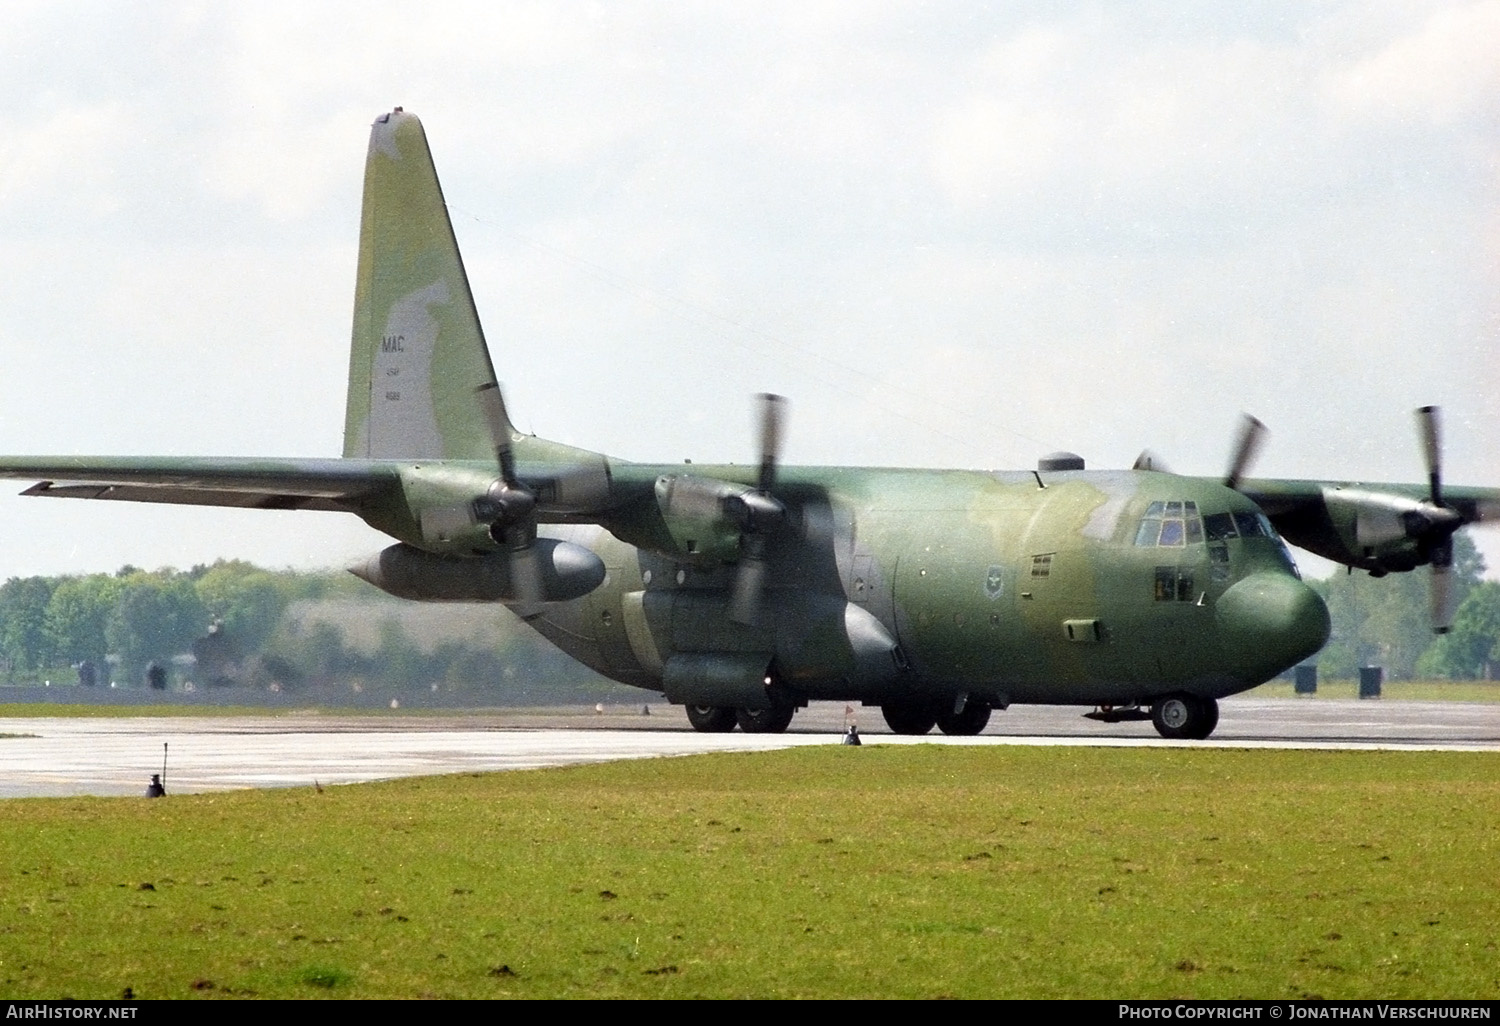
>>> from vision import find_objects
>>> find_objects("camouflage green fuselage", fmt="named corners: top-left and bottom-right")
top-left (514, 462), bottom-right (1328, 709)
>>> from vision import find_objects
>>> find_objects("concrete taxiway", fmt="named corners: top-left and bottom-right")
top-left (0, 697), bottom-right (1495, 798)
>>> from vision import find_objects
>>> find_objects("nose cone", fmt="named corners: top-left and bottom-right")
top-left (1216, 572), bottom-right (1330, 683)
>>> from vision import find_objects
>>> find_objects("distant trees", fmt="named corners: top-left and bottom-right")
top-left (0, 562), bottom-right (333, 685)
top-left (0, 577), bottom-right (55, 674)
top-left (194, 562), bottom-right (289, 656)
top-left (1306, 532), bottom-right (1488, 680)
top-left (45, 574), bottom-right (120, 672)
top-left (0, 559), bottom-right (625, 701)
top-left (104, 571), bottom-right (208, 684)
top-left (1417, 582), bottom-right (1500, 680)
top-left (6, 534), bottom-right (1500, 690)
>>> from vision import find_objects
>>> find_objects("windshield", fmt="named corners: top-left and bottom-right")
top-left (1135, 503), bottom-right (1283, 547)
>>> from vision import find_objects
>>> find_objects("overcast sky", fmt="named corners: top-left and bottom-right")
top-left (1, 1), bottom-right (1497, 580)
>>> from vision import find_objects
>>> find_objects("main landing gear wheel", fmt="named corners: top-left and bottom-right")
top-left (1151, 693), bottom-right (1219, 740)
top-left (881, 701), bottom-right (938, 736)
top-left (936, 700), bottom-right (991, 736)
top-left (685, 705), bottom-right (738, 733)
top-left (736, 701), bottom-right (795, 734)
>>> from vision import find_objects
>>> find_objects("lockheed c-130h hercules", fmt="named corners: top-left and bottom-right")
top-left (3, 109), bottom-right (1496, 740)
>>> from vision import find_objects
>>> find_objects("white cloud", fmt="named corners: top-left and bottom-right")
top-left (0, 101), bottom-right (136, 220)
top-left (1326, 0), bottom-right (1500, 126)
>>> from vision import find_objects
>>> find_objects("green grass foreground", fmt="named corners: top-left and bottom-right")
top-left (1, 746), bottom-right (1497, 999)
top-left (0, 704), bottom-right (303, 719)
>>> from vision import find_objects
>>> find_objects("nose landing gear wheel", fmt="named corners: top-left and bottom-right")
top-left (1151, 694), bottom-right (1219, 740)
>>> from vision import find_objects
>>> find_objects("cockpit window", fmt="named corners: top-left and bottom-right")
top-left (1134, 501), bottom-right (1202, 547)
top-left (1135, 502), bottom-right (1284, 548)
top-left (1232, 511), bottom-right (1266, 539)
top-left (1203, 512), bottom-right (1236, 541)
top-left (1136, 501), bottom-right (1299, 585)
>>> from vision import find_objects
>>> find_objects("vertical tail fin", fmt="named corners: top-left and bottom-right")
top-left (343, 109), bottom-right (509, 460)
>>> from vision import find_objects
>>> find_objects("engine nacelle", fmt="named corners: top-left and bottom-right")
top-left (350, 540), bottom-right (606, 603)
top-left (652, 474), bottom-right (753, 562)
top-left (1315, 487), bottom-right (1458, 573)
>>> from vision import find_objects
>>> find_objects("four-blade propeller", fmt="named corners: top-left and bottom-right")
top-left (1221, 406), bottom-right (1466, 634)
top-left (1413, 405), bottom-right (1464, 632)
top-left (728, 393), bottom-right (789, 626)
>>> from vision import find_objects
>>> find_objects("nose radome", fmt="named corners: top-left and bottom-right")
top-left (1215, 572), bottom-right (1330, 680)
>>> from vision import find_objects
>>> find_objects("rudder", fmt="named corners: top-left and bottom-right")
top-left (343, 109), bottom-right (509, 460)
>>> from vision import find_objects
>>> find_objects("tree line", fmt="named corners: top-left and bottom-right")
top-left (0, 561), bottom-right (316, 685)
top-left (0, 560), bottom-right (625, 701)
top-left (3, 537), bottom-right (1500, 691)
top-left (1291, 532), bottom-right (1498, 680)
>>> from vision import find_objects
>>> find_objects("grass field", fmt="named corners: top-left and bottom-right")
top-left (1247, 680), bottom-right (1500, 703)
top-left (0, 704), bottom-right (310, 719)
top-left (1, 745), bottom-right (1497, 999)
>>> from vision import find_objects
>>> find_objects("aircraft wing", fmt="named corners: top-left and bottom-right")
top-left (1239, 478), bottom-right (1500, 522)
top-left (1235, 476), bottom-right (1500, 572)
top-left (0, 457), bottom-right (402, 512)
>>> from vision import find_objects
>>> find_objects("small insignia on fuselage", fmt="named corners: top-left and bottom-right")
top-left (984, 565), bottom-right (1004, 599)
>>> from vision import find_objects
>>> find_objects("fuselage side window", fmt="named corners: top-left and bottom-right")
top-left (1154, 565), bottom-right (1197, 602)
